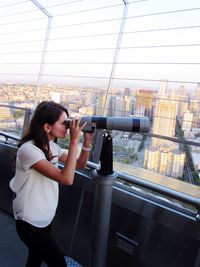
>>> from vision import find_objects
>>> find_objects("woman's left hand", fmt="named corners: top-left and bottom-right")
top-left (82, 131), bottom-right (94, 149)
top-left (83, 132), bottom-right (94, 141)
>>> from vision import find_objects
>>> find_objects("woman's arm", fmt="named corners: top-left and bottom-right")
top-left (76, 132), bottom-right (93, 169)
top-left (59, 132), bottom-right (93, 170)
top-left (31, 118), bottom-right (86, 185)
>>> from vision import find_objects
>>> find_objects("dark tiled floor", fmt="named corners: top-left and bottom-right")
top-left (0, 209), bottom-right (28, 267)
top-left (0, 210), bottom-right (82, 267)
top-left (0, 210), bottom-right (48, 266)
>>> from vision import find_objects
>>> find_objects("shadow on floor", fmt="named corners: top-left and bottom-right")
top-left (0, 209), bottom-right (47, 267)
top-left (0, 210), bottom-right (82, 267)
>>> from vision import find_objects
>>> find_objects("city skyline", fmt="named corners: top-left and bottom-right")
top-left (1, 81), bottom-right (200, 184)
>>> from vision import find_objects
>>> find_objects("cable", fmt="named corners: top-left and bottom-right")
top-left (0, 1), bottom-right (84, 19)
top-left (0, 1), bottom-right (28, 9)
top-left (0, 16), bottom-right (46, 27)
top-left (53, 3), bottom-right (123, 18)
top-left (127, 7), bottom-right (200, 20)
top-left (0, 7), bottom-right (38, 19)
top-left (0, 16), bottom-right (123, 36)
top-left (1, 24), bottom-right (200, 45)
top-left (0, 3), bottom-right (123, 26)
top-left (1, 61), bottom-right (200, 65)
top-left (45, 0), bottom-right (87, 9)
top-left (1, 43), bottom-right (200, 55)
top-left (123, 25), bottom-right (200, 35)
top-left (0, 2), bottom-right (199, 28)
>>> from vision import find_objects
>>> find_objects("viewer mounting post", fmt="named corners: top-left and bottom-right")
top-left (90, 131), bottom-right (117, 267)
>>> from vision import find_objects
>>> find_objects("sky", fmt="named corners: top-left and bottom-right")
top-left (0, 0), bottom-right (200, 92)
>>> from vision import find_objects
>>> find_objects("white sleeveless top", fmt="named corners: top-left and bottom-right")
top-left (10, 140), bottom-right (64, 228)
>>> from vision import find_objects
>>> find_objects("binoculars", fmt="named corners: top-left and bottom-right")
top-left (63, 116), bottom-right (150, 133)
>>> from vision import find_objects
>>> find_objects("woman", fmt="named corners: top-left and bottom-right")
top-left (10, 101), bottom-right (93, 267)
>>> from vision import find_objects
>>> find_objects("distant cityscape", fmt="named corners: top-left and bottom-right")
top-left (0, 80), bottom-right (200, 185)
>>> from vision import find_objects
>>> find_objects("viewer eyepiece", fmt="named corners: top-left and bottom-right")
top-left (63, 119), bottom-right (71, 129)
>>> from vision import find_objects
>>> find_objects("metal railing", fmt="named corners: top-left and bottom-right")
top-left (0, 109), bottom-right (200, 214)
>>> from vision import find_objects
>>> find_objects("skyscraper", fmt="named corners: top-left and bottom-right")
top-left (177, 85), bottom-right (188, 117)
top-left (152, 99), bottom-right (177, 147)
top-left (171, 151), bottom-right (185, 178)
top-left (159, 80), bottom-right (168, 96)
top-left (96, 92), bottom-right (107, 115)
top-left (182, 110), bottom-right (193, 131)
top-left (135, 89), bottom-right (154, 118)
top-left (123, 88), bottom-right (132, 117)
top-left (195, 83), bottom-right (200, 101)
top-left (189, 100), bottom-right (200, 128)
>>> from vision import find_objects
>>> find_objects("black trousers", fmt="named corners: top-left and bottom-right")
top-left (16, 220), bottom-right (67, 267)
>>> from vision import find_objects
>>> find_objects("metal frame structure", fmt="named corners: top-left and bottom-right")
top-left (30, 0), bottom-right (53, 108)
top-left (103, 0), bottom-right (129, 116)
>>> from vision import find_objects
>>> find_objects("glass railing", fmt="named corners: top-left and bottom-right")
top-left (0, 0), bottom-right (200, 200)
top-left (0, 104), bottom-right (31, 138)
top-left (1, 101), bottom-right (200, 217)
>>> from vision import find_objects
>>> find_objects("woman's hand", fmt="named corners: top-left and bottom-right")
top-left (83, 132), bottom-right (94, 143)
top-left (68, 118), bottom-right (94, 170)
top-left (69, 118), bottom-right (86, 145)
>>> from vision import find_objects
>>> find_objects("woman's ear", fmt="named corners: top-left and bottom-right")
top-left (43, 123), bottom-right (51, 133)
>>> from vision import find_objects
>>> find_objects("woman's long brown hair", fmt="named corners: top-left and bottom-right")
top-left (18, 101), bottom-right (69, 160)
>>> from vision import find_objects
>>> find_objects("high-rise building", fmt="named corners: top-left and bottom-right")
top-left (144, 148), bottom-right (160, 172)
top-left (182, 110), bottom-right (193, 130)
top-left (177, 86), bottom-right (188, 117)
top-left (152, 99), bottom-right (177, 147)
top-left (96, 92), bottom-right (107, 115)
top-left (123, 96), bottom-right (131, 116)
top-left (171, 151), bottom-right (185, 178)
top-left (159, 80), bottom-right (168, 96)
top-left (108, 96), bottom-right (124, 117)
top-left (122, 88), bottom-right (133, 116)
top-left (0, 107), bottom-right (11, 120)
top-left (189, 100), bottom-right (200, 128)
top-left (158, 149), bottom-right (169, 175)
top-left (144, 90), bottom-right (185, 178)
top-left (158, 147), bottom-right (173, 176)
top-left (82, 90), bottom-right (95, 106)
top-left (195, 83), bottom-right (200, 101)
top-left (135, 89), bottom-right (154, 117)
top-left (144, 146), bottom-right (185, 178)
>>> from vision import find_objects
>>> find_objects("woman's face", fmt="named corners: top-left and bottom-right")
top-left (47, 111), bottom-right (69, 141)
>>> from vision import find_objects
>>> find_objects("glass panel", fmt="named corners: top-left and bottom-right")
top-left (0, 105), bottom-right (27, 138)
top-left (0, 0), bottom-right (200, 198)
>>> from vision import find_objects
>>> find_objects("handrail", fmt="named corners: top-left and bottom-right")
top-left (118, 171), bottom-right (200, 208)
top-left (0, 131), bottom-right (19, 142)
top-left (0, 104), bottom-right (200, 147)
top-left (87, 161), bottom-right (200, 211)
top-left (0, 104), bottom-right (29, 111)
top-left (0, 129), bottom-right (199, 213)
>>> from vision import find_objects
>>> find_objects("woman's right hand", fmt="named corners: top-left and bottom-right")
top-left (69, 118), bottom-right (86, 145)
